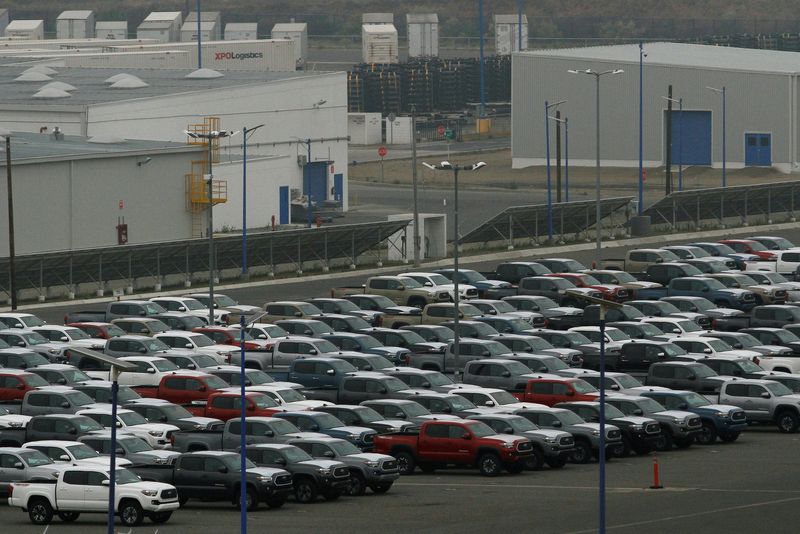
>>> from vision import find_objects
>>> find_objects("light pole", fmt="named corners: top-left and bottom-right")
top-left (707, 86), bottom-right (727, 187)
top-left (548, 113), bottom-right (568, 205)
top-left (568, 69), bottom-right (623, 267)
top-left (196, 0), bottom-right (202, 68)
top-left (662, 96), bottom-right (683, 191)
top-left (185, 128), bottom-right (239, 325)
top-left (517, 0), bottom-right (524, 51)
top-left (545, 99), bottom-right (566, 241)
top-left (241, 124), bottom-right (264, 279)
top-left (0, 128), bottom-right (15, 310)
top-left (422, 160), bottom-right (486, 375)
top-left (410, 106), bottom-right (421, 267)
top-left (478, 0), bottom-right (485, 117)
top-left (638, 42), bottom-right (645, 214)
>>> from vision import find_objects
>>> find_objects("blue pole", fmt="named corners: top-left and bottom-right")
top-left (196, 0), bottom-right (202, 69)
top-left (107, 379), bottom-right (118, 534)
top-left (598, 307), bottom-right (606, 534)
top-left (306, 140), bottom-right (313, 228)
top-left (545, 100), bottom-right (553, 241)
top-left (565, 117), bottom-right (569, 203)
top-left (678, 99), bottom-right (683, 191)
top-left (638, 42), bottom-right (644, 214)
top-left (239, 315), bottom-right (247, 532)
top-left (242, 126), bottom-right (248, 277)
top-left (722, 86), bottom-right (727, 188)
top-left (479, 0), bottom-right (485, 116)
top-left (517, 0), bottom-right (523, 51)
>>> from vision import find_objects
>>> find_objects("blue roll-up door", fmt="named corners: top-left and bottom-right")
top-left (304, 162), bottom-right (328, 207)
top-left (279, 186), bottom-right (289, 224)
top-left (668, 110), bottom-right (711, 166)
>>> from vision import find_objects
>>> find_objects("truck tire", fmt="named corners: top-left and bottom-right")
top-left (294, 478), bottom-right (318, 503)
top-left (236, 487), bottom-right (259, 511)
top-left (776, 410), bottom-right (800, 433)
top-left (395, 451), bottom-right (416, 475)
top-left (178, 495), bottom-right (189, 507)
top-left (119, 499), bottom-right (145, 527)
top-left (57, 512), bottom-right (80, 522)
top-left (619, 436), bottom-right (632, 457)
top-left (673, 436), bottom-right (693, 449)
top-left (418, 463), bottom-right (436, 473)
top-left (346, 471), bottom-right (367, 496)
top-left (478, 453), bottom-right (502, 477)
top-left (719, 431), bottom-right (740, 443)
top-left (570, 441), bottom-right (592, 464)
top-left (523, 447), bottom-right (545, 470)
top-left (545, 456), bottom-right (567, 469)
top-left (28, 498), bottom-right (53, 525)
top-left (696, 422), bottom-right (718, 445)
top-left (369, 482), bottom-right (393, 494)
top-left (149, 511), bottom-right (173, 524)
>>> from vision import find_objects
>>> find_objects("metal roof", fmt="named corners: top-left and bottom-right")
top-left (272, 23), bottom-right (307, 32)
top-left (524, 42), bottom-right (800, 75)
top-left (495, 14), bottom-right (527, 24)
top-left (58, 11), bottom-right (94, 20)
top-left (406, 14), bottom-right (439, 24)
top-left (0, 130), bottom-right (200, 163)
top-left (185, 12), bottom-right (221, 22)
top-left (225, 23), bottom-right (257, 31)
top-left (0, 67), bottom-right (331, 109)
top-left (6, 20), bottom-right (43, 31)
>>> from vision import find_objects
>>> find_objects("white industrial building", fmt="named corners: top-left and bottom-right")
top-left (137, 12), bottom-right (183, 43)
top-left (181, 11), bottom-right (222, 42)
top-left (5, 20), bottom-right (44, 40)
top-left (56, 11), bottom-right (96, 39)
top-left (95, 21), bottom-right (128, 40)
top-left (0, 131), bottom-right (203, 255)
top-left (0, 65), bottom-right (349, 241)
top-left (225, 23), bottom-right (257, 41)
top-left (271, 23), bottom-right (307, 69)
top-left (512, 42), bottom-right (800, 173)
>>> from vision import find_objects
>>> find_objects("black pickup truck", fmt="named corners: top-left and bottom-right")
top-left (131, 450), bottom-right (293, 510)
top-left (480, 262), bottom-right (552, 285)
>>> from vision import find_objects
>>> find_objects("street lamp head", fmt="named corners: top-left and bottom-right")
top-left (0, 127), bottom-right (11, 138)
top-left (470, 161), bottom-right (487, 171)
top-left (313, 99), bottom-right (327, 109)
top-left (421, 162), bottom-right (437, 171)
top-left (439, 161), bottom-right (453, 169)
top-left (612, 69), bottom-right (624, 74)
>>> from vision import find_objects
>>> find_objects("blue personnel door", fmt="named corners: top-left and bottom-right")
top-left (333, 173), bottom-right (344, 202)
top-left (279, 186), bottom-right (289, 224)
top-left (304, 162), bottom-right (329, 208)
top-left (745, 133), bottom-right (771, 166)
top-left (668, 110), bottom-right (712, 166)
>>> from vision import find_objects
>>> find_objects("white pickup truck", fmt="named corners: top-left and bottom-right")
top-left (745, 249), bottom-right (800, 276)
top-left (8, 465), bottom-right (179, 526)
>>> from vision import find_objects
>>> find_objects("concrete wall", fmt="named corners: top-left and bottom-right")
top-left (0, 150), bottom-right (198, 255)
top-left (512, 53), bottom-right (795, 172)
top-left (0, 109), bottom-right (86, 135)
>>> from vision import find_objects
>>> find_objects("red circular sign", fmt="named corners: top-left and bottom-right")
top-left (437, 125), bottom-right (445, 136)
top-left (378, 146), bottom-right (387, 157)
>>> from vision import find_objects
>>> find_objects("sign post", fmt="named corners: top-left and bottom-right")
top-left (378, 145), bottom-right (387, 182)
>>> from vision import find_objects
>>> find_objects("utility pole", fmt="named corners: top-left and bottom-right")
top-left (555, 109), bottom-right (562, 203)
top-left (665, 84), bottom-right (673, 196)
top-left (411, 106), bottom-right (421, 267)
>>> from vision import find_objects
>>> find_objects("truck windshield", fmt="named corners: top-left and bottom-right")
top-left (557, 411), bottom-right (585, 425)
top-left (204, 376), bottom-right (231, 390)
top-left (22, 373), bottom-right (49, 388)
top-left (114, 469), bottom-right (142, 484)
top-left (144, 303), bottom-right (167, 314)
top-left (268, 419), bottom-right (300, 436)
top-left (506, 417), bottom-right (538, 432)
top-left (312, 340), bottom-right (339, 353)
top-left (541, 357), bottom-right (568, 371)
top-left (397, 277), bottom-right (424, 289)
top-left (312, 413), bottom-right (347, 429)
top-left (571, 380), bottom-right (597, 394)
top-left (76, 418), bottom-right (104, 433)
top-left (62, 369), bottom-right (92, 383)
top-left (402, 403), bottom-right (430, 417)
top-left (161, 404), bottom-right (193, 419)
top-left (615, 375), bottom-right (643, 389)
top-left (688, 299), bottom-right (715, 312)
top-left (385, 378), bottom-right (410, 392)
top-left (662, 343), bottom-right (687, 356)
top-left (502, 361), bottom-right (533, 376)
top-left (706, 339), bottom-right (734, 352)
top-left (330, 440), bottom-right (361, 456)
top-left (564, 332), bottom-right (591, 345)
top-left (274, 389), bottom-right (305, 403)
top-left (606, 329), bottom-right (630, 342)
top-left (104, 325), bottom-right (126, 337)
top-left (353, 336), bottom-right (382, 349)
top-left (682, 392), bottom-right (711, 407)
top-left (252, 394), bottom-right (280, 409)
top-left (191, 355), bottom-right (219, 368)
top-left (329, 300), bottom-right (360, 313)
top-left (490, 391), bottom-right (523, 405)
top-left (152, 359), bottom-right (179, 372)
top-left (767, 382), bottom-right (794, 396)
top-left (604, 404), bottom-right (626, 419)
top-left (524, 337), bottom-right (555, 350)
top-left (66, 391), bottom-right (95, 406)
top-left (426, 373), bottom-right (454, 386)
top-left (773, 330), bottom-right (800, 343)
top-left (676, 321), bottom-right (702, 333)
top-left (424, 274), bottom-right (452, 285)
top-left (635, 398), bottom-right (666, 415)
top-left (353, 407), bottom-right (384, 423)
top-left (297, 303), bottom-right (323, 315)
top-left (703, 279), bottom-right (727, 291)
top-left (459, 271), bottom-right (488, 284)
top-left (447, 396), bottom-right (477, 411)
top-left (485, 342), bottom-right (513, 356)
top-left (64, 328), bottom-right (91, 340)
top-left (121, 438), bottom-right (152, 453)
top-left (215, 295), bottom-right (239, 307)
top-left (20, 332), bottom-right (49, 345)
top-left (244, 371), bottom-right (275, 385)
top-left (283, 447), bottom-right (313, 463)
top-left (579, 274), bottom-right (602, 285)
top-left (221, 455), bottom-right (257, 471)
top-left (692, 365), bottom-right (716, 378)
top-left (188, 335), bottom-right (215, 348)
top-left (66, 444), bottom-right (99, 459)
top-left (20, 450), bottom-right (54, 467)
top-left (466, 421), bottom-right (496, 437)
top-left (489, 302), bottom-right (517, 314)
top-left (119, 411), bottom-right (149, 426)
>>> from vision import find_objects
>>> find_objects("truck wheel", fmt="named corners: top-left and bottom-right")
top-left (570, 441), bottom-right (592, 464)
top-left (524, 448), bottom-right (545, 470)
top-left (265, 496), bottom-right (286, 509)
top-left (395, 451), bottom-right (416, 475)
top-left (619, 436), bottom-right (632, 457)
top-left (178, 495), bottom-right (189, 507)
top-left (478, 453), bottom-right (502, 477)
top-left (418, 462), bottom-right (436, 474)
top-left (57, 512), bottom-right (80, 523)
top-left (654, 432), bottom-right (673, 451)
top-left (323, 489), bottom-right (341, 501)
top-left (545, 456), bottom-right (567, 469)
top-left (696, 422), bottom-right (718, 445)
top-left (719, 431), bottom-right (740, 443)
top-left (777, 410), bottom-right (800, 433)
top-left (237, 487), bottom-right (259, 511)
top-left (28, 498), bottom-right (53, 525)
top-left (149, 511), bottom-right (173, 524)
top-left (346, 472), bottom-right (367, 496)
top-left (369, 482), bottom-right (393, 494)
top-left (294, 479), bottom-right (318, 503)
top-left (119, 500), bottom-right (145, 527)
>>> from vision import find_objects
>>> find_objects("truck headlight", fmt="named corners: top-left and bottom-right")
top-left (366, 460), bottom-right (379, 468)
top-left (591, 430), bottom-right (600, 436)
top-left (544, 437), bottom-right (557, 444)
top-left (347, 434), bottom-right (359, 440)
top-left (673, 418), bottom-right (684, 424)
top-left (631, 424), bottom-right (643, 431)
top-left (714, 411), bottom-right (729, 419)
top-left (140, 489), bottom-right (158, 497)
top-left (256, 475), bottom-right (270, 482)
top-left (502, 442), bottom-right (514, 449)
top-left (317, 468), bottom-right (331, 475)
top-left (148, 430), bottom-right (163, 436)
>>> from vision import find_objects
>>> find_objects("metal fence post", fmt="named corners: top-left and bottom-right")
top-left (39, 260), bottom-right (43, 301)
top-left (767, 189), bottom-right (772, 223)
top-left (672, 197), bottom-right (677, 230)
top-left (324, 230), bottom-right (329, 271)
top-left (744, 190), bottom-right (748, 225)
top-left (98, 254), bottom-right (103, 295)
top-left (696, 195), bottom-right (700, 229)
top-left (508, 213), bottom-right (514, 249)
top-left (69, 255), bottom-right (74, 298)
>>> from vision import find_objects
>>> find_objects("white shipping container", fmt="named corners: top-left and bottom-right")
top-left (0, 38), bottom-right (155, 50)
top-left (225, 23), bottom-right (258, 41)
top-left (63, 50), bottom-right (192, 69)
top-left (180, 21), bottom-right (219, 43)
top-left (139, 12), bottom-right (183, 42)
top-left (494, 14), bottom-right (528, 55)
top-left (348, 113), bottom-right (382, 145)
top-left (407, 14), bottom-right (439, 57)
top-left (271, 23), bottom-right (307, 69)
top-left (106, 40), bottom-right (296, 71)
top-left (5, 20), bottom-right (44, 41)
top-left (0, 9), bottom-right (10, 37)
top-left (384, 116), bottom-right (412, 145)
top-left (57, 11), bottom-right (96, 39)
top-left (362, 24), bottom-right (398, 64)
top-left (185, 11), bottom-right (222, 40)
top-left (96, 22), bottom-right (128, 40)
top-left (363, 13), bottom-right (393, 24)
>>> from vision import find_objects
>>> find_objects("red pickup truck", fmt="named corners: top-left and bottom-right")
top-left (0, 369), bottom-right (49, 402)
top-left (373, 419), bottom-right (533, 477)
top-left (133, 371), bottom-right (232, 404)
top-left (185, 391), bottom-right (289, 420)
top-left (545, 273), bottom-right (631, 302)
top-left (192, 326), bottom-right (271, 352)
top-left (512, 377), bottom-right (599, 406)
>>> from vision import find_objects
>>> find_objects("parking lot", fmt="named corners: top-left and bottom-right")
top-left (0, 428), bottom-right (796, 533)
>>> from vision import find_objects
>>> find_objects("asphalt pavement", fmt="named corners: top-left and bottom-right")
top-left (0, 429), bottom-right (797, 533)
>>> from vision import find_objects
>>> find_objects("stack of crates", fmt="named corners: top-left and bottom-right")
top-left (779, 33), bottom-right (800, 51)
top-left (403, 58), bottom-right (437, 113)
top-left (347, 71), bottom-right (365, 112)
top-left (487, 55), bottom-right (512, 102)
top-left (756, 34), bottom-right (779, 50)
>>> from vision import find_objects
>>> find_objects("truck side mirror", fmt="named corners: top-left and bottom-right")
top-left (187, 364), bottom-right (196, 370)
top-left (633, 409), bottom-right (643, 416)
top-left (310, 424), bottom-right (320, 432)
top-left (673, 329), bottom-right (681, 334)
top-left (394, 412), bottom-right (406, 419)
top-left (116, 448), bottom-right (125, 455)
top-left (551, 421), bottom-right (562, 428)
top-left (309, 350), bottom-right (318, 355)
top-left (326, 369), bottom-right (335, 376)
top-left (116, 421), bottom-right (123, 428)
top-left (703, 348), bottom-right (712, 354)
top-left (761, 392), bottom-right (771, 399)
top-left (295, 311), bottom-right (303, 317)
top-left (257, 334), bottom-right (267, 339)
top-left (658, 352), bottom-right (666, 358)
top-left (139, 347), bottom-right (148, 354)
top-left (565, 390), bottom-right (574, 396)
top-left (501, 371), bottom-right (511, 378)
top-left (147, 368), bottom-right (156, 374)
top-left (610, 384), bottom-right (620, 391)
top-left (59, 454), bottom-right (71, 462)
top-left (185, 343), bottom-right (193, 349)
top-left (489, 310), bottom-right (497, 315)
top-left (159, 416), bottom-right (168, 423)
top-left (379, 387), bottom-right (388, 394)
top-left (13, 461), bottom-right (23, 469)
top-left (421, 381), bottom-right (431, 388)
top-left (198, 385), bottom-right (207, 392)
top-left (688, 375), bottom-right (696, 380)
top-left (101, 479), bottom-right (111, 486)
top-left (178, 306), bottom-right (186, 312)
top-left (247, 404), bottom-right (255, 411)
top-left (17, 342), bottom-right (25, 347)
top-left (679, 403), bottom-right (688, 410)
top-left (702, 287), bottom-right (709, 292)
top-left (397, 285), bottom-right (405, 291)
top-left (485, 400), bottom-right (495, 407)
top-left (263, 430), bottom-right (274, 437)
top-left (218, 466), bottom-right (228, 473)
top-left (61, 401), bottom-right (70, 408)
top-left (323, 450), bottom-right (335, 458)
top-left (461, 432), bottom-right (471, 440)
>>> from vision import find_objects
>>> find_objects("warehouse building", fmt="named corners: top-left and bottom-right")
top-left (0, 65), bottom-right (348, 239)
top-left (512, 42), bottom-right (800, 173)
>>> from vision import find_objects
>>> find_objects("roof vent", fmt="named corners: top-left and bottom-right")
top-left (88, 135), bottom-right (126, 144)
top-left (39, 81), bottom-right (77, 92)
top-left (110, 77), bottom-right (149, 89)
top-left (22, 65), bottom-right (58, 76)
top-left (51, 127), bottom-right (65, 141)
top-left (104, 73), bottom-right (135, 84)
top-left (14, 71), bottom-right (52, 82)
top-left (185, 68), bottom-right (224, 79)
top-left (32, 88), bottom-right (71, 99)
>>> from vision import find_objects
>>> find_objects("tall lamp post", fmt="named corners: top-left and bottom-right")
top-left (0, 128), bottom-right (15, 310)
top-left (241, 124), bottom-right (265, 279)
top-left (707, 86), bottom-right (727, 187)
top-left (545, 99), bottom-right (566, 242)
top-left (662, 96), bottom-right (683, 191)
top-left (568, 69), bottom-right (624, 267)
top-left (638, 42), bottom-right (645, 214)
top-left (548, 113), bottom-right (568, 205)
top-left (422, 161), bottom-right (486, 376)
top-left (185, 128), bottom-right (240, 325)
